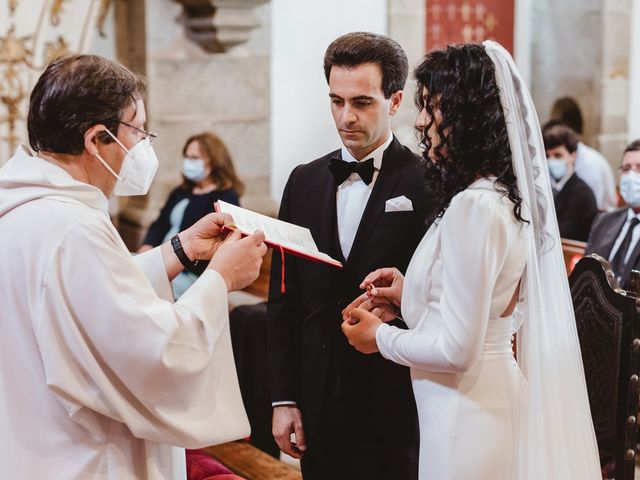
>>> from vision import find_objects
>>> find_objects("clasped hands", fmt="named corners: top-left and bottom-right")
top-left (341, 267), bottom-right (404, 354)
top-left (178, 212), bottom-right (267, 291)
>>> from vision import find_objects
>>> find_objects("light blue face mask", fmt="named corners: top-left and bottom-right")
top-left (620, 171), bottom-right (640, 207)
top-left (547, 158), bottom-right (568, 181)
top-left (182, 158), bottom-right (208, 182)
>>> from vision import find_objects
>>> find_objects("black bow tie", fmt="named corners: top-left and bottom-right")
top-left (328, 157), bottom-right (375, 185)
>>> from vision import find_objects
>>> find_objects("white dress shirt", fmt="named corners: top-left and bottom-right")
top-left (550, 169), bottom-right (573, 193)
top-left (608, 208), bottom-right (640, 266)
top-left (336, 133), bottom-right (393, 259)
top-left (575, 142), bottom-right (617, 210)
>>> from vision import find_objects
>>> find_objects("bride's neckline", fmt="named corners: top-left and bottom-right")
top-left (469, 175), bottom-right (498, 189)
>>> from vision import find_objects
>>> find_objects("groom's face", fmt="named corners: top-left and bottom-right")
top-left (328, 63), bottom-right (402, 160)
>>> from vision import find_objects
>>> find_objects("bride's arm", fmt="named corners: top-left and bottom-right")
top-left (376, 193), bottom-right (511, 373)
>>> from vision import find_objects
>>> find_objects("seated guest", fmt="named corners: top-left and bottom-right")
top-left (542, 124), bottom-right (598, 241)
top-left (549, 97), bottom-right (617, 210)
top-left (587, 140), bottom-right (640, 287)
top-left (139, 132), bottom-right (244, 297)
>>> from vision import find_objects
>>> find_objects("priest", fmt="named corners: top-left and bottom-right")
top-left (0, 54), bottom-right (267, 479)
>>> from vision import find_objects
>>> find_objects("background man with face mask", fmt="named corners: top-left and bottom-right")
top-left (542, 123), bottom-right (598, 241)
top-left (587, 140), bottom-right (640, 287)
top-left (0, 55), bottom-right (267, 480)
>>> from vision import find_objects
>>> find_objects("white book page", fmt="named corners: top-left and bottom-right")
top-left (217, 201), bottom-right (340, 266)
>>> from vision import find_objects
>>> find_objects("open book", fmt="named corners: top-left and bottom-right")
top-left (214, 201), bottom-right (343, 268)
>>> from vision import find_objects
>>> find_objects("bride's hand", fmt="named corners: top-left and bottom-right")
top-left (342, 292), bottom-right (399, 324)
top-left (341, 308), bottom-right (383, 354)
top-left (360, 267), bottom-right (405, 308)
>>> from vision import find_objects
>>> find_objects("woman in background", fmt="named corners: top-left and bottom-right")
top-left (139, 131), bottom-right (244, 297)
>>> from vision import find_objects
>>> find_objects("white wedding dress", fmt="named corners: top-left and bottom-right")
top-left (373, 41), bottom-right (601, 480)
top-left (376, 178), bottom-right (527, 479)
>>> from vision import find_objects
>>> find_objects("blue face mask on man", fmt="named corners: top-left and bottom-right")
top-left (620, 171), bottom-right (640, 207)
top-left (547, 158), bottom-right (569, 181)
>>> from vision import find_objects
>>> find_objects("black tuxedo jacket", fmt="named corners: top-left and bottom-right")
top-left (586, 207), bottom-right (640, 287)
top-left (267, 137), bottom-right (428, 447)
top-left (553, 173), bottom-right (597, 241)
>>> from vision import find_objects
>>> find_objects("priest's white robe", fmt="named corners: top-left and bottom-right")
top-left (0, 147), bottom-right (250, 479)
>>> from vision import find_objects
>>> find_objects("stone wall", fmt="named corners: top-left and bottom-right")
top-left (117, 0), bottom-right (273, 249)
top-left (530, 0), bottom-right (632, 175)
top-left (388, 0), bottom-right (426, 153)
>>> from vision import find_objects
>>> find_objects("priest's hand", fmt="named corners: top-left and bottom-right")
top-left (209, 229), bottom-right (267, 291)
top-left (180, 212), bottom-right (236, 261)
top-left (272, 406), bottom-right (306, 459)
top-left (341, 308), bottom-right (382, 354)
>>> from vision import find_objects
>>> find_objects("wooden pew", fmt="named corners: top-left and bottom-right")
top-left (204, 441), bottom-right (301, 480)
top-left (569, 255), bottom-right (640, 480)
top-left (561, 238), bottom-right (586, 274)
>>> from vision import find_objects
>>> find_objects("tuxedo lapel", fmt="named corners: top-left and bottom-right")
top-left (311, 154), bottom-right (340, 260)
top-left (345, 140), bottom-right (404, 267)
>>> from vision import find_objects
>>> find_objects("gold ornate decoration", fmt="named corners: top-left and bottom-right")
top-left (44, 36), bottom-right (70, 65)
top-left (0, 88), bottom-right (26, 153)
top-left (96, 0), bottom-right (113, 37)
top-left (0, 26), bottom-right (34, 152)
top-left (0, 0), bottom-right (114, 158)
top-left (50, 0), bottom-right (70, 26)
top-left (0, 25), bottom-right (35, 67)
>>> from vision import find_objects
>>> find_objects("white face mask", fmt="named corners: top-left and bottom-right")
top-left (620, 171), bottom-right (640, 207)
top-left (547, 158), bottom-right (569, 181)
top-left (182, 158), bottom-right (208, 182)
top-left (94, 128), bottom-right (159, 196)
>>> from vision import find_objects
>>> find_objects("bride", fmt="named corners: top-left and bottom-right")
top-left (341, 41), bottom-right (601, 479)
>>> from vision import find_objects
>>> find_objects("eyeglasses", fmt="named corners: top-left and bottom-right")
top-left (118, 121), bottom-right (158, 144)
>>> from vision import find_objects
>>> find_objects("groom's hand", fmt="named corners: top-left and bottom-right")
top-left (342, 308), bottom-right (382, 354)
top-left (342, 292), bottom-right (399, 324)
top-left (272, 406), bottom-right (306, 459)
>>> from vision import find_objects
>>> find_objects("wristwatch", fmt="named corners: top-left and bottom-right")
top-left (171, 234), bottom-right (199, 272)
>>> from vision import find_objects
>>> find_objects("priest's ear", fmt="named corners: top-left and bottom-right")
top-left (84, 124), bottom-right (113, 156)
top-left (388, 90), bottom-right (404, 116)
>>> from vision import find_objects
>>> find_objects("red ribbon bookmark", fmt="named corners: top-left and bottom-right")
top-left (279, 245), bottom-right (286, 294)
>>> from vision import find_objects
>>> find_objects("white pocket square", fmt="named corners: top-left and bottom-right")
top-left (385, 195), bottom-right (413, 212)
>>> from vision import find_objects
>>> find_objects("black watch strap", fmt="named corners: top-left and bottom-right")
top-left (171, 234), bottom-right (198, 272)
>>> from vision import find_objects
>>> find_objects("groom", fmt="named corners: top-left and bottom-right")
top-left (268, 32), bottom-right (428, 479)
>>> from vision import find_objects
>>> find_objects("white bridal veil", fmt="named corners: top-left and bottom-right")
top-left (483, 40), bottom-right (601, 479)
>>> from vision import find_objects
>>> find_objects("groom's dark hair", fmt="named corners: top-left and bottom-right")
top-left (323, 32), bottom-right (408, 98)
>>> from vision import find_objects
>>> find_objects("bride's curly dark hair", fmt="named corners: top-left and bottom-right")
top-left (414, 43), bottom-right (526, 224)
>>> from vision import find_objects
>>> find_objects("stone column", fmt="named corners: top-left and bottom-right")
top-left (530, 0), bottom-right (632, 175)
top-left (598, 0), bottom-right (632, 172)
top-left (531, 0), bottom-right (604, 145)
top-left (388, 0), bottom-right (426, 153)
